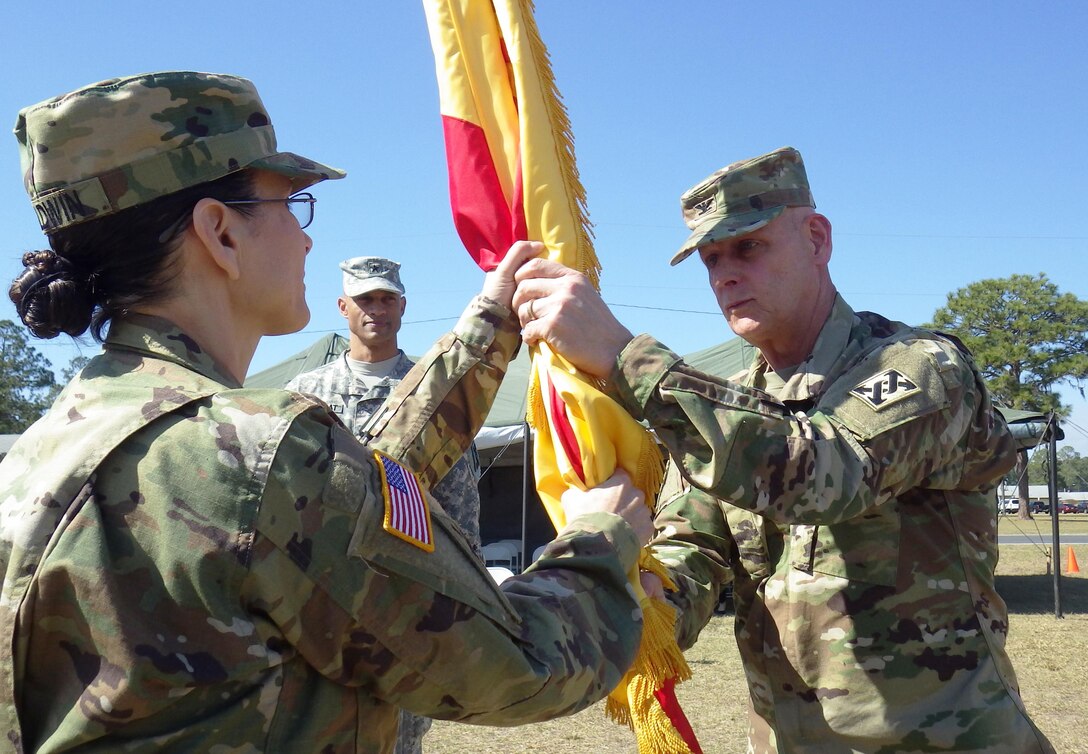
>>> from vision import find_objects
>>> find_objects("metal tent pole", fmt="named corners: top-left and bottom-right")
top-left (1048, 414), bottom-right (1062, 619)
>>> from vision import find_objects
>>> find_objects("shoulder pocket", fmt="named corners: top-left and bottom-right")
top-left (353, 504), bottom-right (522, 633)
top-left (821, 340), bottom-right (949, 442)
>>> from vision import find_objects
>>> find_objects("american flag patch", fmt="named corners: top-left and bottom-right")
top-left (374, 451), bottom-right (434, 552)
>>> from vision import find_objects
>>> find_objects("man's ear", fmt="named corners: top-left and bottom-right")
top-left (399, 296), bottom-right (407, 316)
top-left (190, 198), bottom-right (244, 280)
top-left (806, 213), bottom-right (833, 264)
top-left (338, 295), bottom-right (350, 318)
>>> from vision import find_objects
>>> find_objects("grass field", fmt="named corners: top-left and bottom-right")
top-left (427, 541), bottom-right (1088, 753)
top-left (999, 512), bottom-right (1088, 537)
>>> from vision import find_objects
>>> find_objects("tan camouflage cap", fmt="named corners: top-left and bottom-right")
top-left (671, 146), bottom-right (814, 265)
top-left (340, 256), bottom-right (405, 297)
top-left (15, 71), bottom-right (346, 234)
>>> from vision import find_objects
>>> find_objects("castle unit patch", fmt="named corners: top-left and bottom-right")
top-left (849, 369), bottom-right (920, 410)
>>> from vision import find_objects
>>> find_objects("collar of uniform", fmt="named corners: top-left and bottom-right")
top-left (747, 293), bottom-right (855, 403)
top-left (104, 314), bottom-right (241, 388)
top-left (341, 349), bottom-right (415, 390)
top-left (386, 350), bottom-right (415, 380)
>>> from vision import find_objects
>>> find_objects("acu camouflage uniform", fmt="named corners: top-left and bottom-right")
top-left (620, 295), bottom-right (1054, 753)
top-left (285, 350), bottom-right (483, 754)
top-left (0, 296), bottom-right (644, 753)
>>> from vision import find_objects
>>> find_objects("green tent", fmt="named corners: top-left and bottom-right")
top-left (243, 334), bottom-right (754, 448)
top-left (245, 333), bottom-right (1051, 448)
top-left (671, 343), bottom-right (1050, 449)
top-left (241, 333), bottom-right (1054, 558)
top-left (683, 338), bottom-right (759, 380)
top-left (244, 334), bottom-right (534, 442)
top-left (245, 333), bottom-right (350, 390)
top-left (995, 406), bottom-right (1051, 450)
top-left (682, 342), bottom-right (1051, 446)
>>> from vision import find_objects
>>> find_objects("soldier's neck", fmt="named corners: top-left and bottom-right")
top-left (348, 339), bottom-right (399, 364)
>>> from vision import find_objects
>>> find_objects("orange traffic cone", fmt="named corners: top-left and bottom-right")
top-left (1065, 547), bottom-right (1080, 575)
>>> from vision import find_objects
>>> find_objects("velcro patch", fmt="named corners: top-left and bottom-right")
top-left (374, 451), bottom-right (434, 552)
top-left (849, 369), bottom-right (920, 410)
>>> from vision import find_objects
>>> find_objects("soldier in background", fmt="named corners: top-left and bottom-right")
top-left (286, 256), bottom-right (483, 754)
top-left (0, 71), bottom-right (653, 753)
top-left (512, 146), bottom-right (1055, 752)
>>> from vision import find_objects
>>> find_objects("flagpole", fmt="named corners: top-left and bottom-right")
top-left (520, 421), bottom-right (530, 571)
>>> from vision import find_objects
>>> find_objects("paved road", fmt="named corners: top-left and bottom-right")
top-left (999, 534), bottom-right (1088, 546)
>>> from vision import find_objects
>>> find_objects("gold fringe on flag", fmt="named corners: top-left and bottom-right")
top-left (518, 0), bottom-right (599, 289)
top-left (605, 555), bottom-right (692, 724)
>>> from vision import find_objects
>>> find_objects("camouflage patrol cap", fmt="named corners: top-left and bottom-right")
top-left (671, 146), bottom-right (814, 265)
top-left (340, 256), bottom-right (405, 297)
top-left (15, 71), bottom-right (346, 234)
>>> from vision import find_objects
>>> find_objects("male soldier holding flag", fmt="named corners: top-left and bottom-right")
top-left (513, 146), bottom-right (1054, 753)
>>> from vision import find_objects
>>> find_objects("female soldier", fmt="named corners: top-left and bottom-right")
top-left (0, 71), bottom-right (649, 753)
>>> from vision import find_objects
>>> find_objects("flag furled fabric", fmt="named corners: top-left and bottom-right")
top-left (423, 1), bottom-right (700, 751)
top-left (423, 0), bottom-right (596, 283)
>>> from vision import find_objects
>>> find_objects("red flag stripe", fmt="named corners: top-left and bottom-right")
top-left (653, 678), bottom-right (703, 754)
top-left (442, 115), bottom-right (519, 271)
top-left (547, 378), bottom-right (584, 483)
top-left (511, 143), bottom-right (527, 244)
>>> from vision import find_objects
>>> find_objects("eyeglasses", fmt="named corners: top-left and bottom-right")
top-left (223, 192), bottom-right (317, 229)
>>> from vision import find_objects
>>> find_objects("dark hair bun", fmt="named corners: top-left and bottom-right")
top-left (9, 250), bottom-right (93, 338)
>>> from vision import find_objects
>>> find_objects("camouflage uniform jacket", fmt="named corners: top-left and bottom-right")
top-left (620, 295), bottom-right (1053, 753)
top-left (285, 350), bottom-right (483, 552)
top-left (0, 298), bottom-right (643, 754)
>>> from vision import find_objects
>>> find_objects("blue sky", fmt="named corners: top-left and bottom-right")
top-left (2, 2), bottom-right (1086, 454)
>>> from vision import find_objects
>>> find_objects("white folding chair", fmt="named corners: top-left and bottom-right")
top-left (481, 542), bottom-right (518, 571)
top-left (496, 539), bottom-right (524, 572)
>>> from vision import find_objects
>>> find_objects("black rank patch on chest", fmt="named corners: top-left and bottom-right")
top-left (849, 369), bottom-right (920, 409)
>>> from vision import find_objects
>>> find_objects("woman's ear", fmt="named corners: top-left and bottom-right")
top-left (189, 198), bottom-right (243, 280)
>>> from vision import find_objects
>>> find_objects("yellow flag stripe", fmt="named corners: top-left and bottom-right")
top-left (423, 0), bottom-right (520, 205)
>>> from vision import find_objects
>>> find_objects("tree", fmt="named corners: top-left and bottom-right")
top-left (1008, 445), bottom-right (1088, 494)
top-left (1057, 447), bottom-right (1088, 492)
top-left (928, 273), bottom-right (1088, 412)
top-left (60, 355), bottom-right (90, 382)
top-left (45, 355), bottom-right (91, 403)
top-left (929, 274), bottom-right (1088, 518)
top-left (0, 320), bottom-right (56, 433)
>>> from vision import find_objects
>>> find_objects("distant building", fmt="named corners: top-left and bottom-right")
top-left (998, 483), bottom-right (1088, 513)
top-left (0, 435), bottom-right (19, 462)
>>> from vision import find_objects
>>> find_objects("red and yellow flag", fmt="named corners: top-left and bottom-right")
top-left (423, 2), bottom-right (701, 751)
